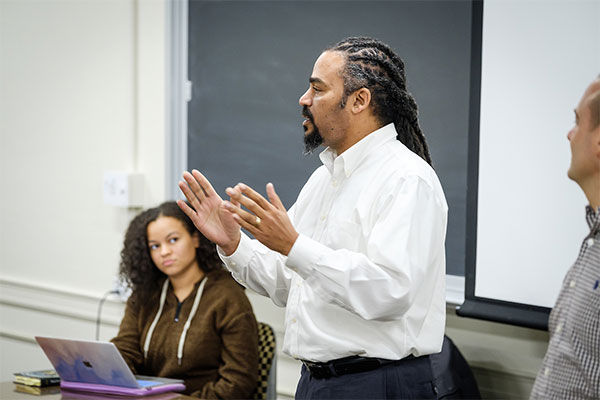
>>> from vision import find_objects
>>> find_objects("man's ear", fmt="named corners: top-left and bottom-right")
top-left (351, 88), bottom-right (372, 114)
top-left (593, 119), bottom-right (600, 159)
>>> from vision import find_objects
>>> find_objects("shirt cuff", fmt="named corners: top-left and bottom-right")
top-left (286, 233), bottom-right (331, 278)
top-left (217, 233), bottom-right (255, 274)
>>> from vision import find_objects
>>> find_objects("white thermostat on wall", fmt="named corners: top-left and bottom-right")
top-left (103, 171), bottom-right (144, 208)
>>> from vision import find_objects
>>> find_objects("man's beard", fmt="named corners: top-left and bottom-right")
top-left (302, 106), bottom-right (323, 155)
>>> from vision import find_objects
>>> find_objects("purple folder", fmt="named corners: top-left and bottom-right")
top-left (60, 386), bottom-right (186, 400)
top-left (60, 379), bottom-right (185, 397)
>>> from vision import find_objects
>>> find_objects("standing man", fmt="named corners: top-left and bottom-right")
top-left (531, 77), bottom-right (600, 399)
top-left (179, 37), bottom-right (448, 399)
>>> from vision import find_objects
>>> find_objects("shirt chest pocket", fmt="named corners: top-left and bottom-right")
top-left (570, 282), bottom-right (600, 340)
top-left (322, 219), bottom-right (364, 252)
top-left (588, 281), bottom-right (600, 315)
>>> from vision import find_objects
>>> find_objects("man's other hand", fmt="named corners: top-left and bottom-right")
top-left (224, 182), bottom-right (299, 256)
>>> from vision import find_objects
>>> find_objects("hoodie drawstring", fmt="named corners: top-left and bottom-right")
top-left (143, 277), bottom-right (207, 366)
top-left (177, 277), bottom-right (207, 365)
top-left (143, 279), bottom-right (169, 360)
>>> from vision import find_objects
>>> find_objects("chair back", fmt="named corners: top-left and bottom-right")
top-left (253, 322), bottom-right (277, 400)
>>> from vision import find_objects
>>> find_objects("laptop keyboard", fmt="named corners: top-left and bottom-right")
top-left (136, 379), bottom-right (161, 387)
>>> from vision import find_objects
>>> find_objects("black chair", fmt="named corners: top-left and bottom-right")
top-left (429, 335), bottom-right (481, 399)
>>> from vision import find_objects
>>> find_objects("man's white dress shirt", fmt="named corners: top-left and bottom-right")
top-left (219, 123), bottom-right (448, 362)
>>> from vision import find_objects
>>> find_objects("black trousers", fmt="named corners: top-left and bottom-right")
top-left (295, 355), bottom-right (438, 400)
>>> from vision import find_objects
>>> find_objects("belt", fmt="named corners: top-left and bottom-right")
top-left (302, 355), bottom-right (416, 379)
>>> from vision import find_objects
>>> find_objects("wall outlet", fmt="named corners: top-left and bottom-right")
top-left (103, 171), bottom-right (144, 207)
top-left (111, 275), bottom-right (132, 302)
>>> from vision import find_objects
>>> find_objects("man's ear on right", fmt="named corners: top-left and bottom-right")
top-left (350, 87), bottom-right (372, 115)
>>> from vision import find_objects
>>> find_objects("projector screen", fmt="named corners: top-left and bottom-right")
top-left (459, 0), bottom-right (600, 329)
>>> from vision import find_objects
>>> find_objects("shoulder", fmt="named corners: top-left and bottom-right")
top-left (203, 270), bottom-right (257, 327)
top-left (363, 141), bottom-right (448, 210)
top-left (127, 289), bottom-right (156, 310)
top-left (206, 269), bottom-right (244, 289)
top-left (382, 140), bottom-right (437, 180)
top-left (204, 270), bottom-right (252, 305)
top-left (120, 289), bottom-right (161, 324)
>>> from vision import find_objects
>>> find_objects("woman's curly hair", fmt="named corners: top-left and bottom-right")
top-left (118, 201), bottom-right (223, 300)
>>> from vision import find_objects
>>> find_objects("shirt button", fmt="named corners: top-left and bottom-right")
top-left (320, 215), bottom-right (326, 221)
top-left (587, 238), bottom-right (595, 247)
top-left (292, 318), bottom-right (297, 323)
top-left (331, 180), bottom-right (338, 187)
top-left (544, 367), bottom-right (550, 376)
top-left (570, 280), bottom-right (576, 288)
top-left (556, 323), bottom-right (563, 333)
top-left (231, 262), bottom-right (236, 267)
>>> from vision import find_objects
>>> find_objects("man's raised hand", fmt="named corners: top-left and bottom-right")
top-left (177, 170), bottom-right (241, 255)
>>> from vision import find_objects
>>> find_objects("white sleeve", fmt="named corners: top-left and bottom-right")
top-left (285, 175), bottom-right (447, 321)
top-left (217, 208), bottom-right (297, 307)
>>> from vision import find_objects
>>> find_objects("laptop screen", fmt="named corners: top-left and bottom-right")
top-left (35, 336), bottom-right (141, 388)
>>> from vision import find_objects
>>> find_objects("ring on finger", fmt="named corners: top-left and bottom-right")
top-left (255, 216), bottom-right (261, 226)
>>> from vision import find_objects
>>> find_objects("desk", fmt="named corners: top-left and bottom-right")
top-left (1, 382), bottom-right (196, 399)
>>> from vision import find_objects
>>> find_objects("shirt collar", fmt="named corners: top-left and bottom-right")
top-left (318, 123), bottom-right (397, 177)
top-left (585, 205), bottom-right (600, 235)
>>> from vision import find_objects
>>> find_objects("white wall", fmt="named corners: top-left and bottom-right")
top-left (0, 0), bottom-right (166, 379)
top-left (0, 0), bottom-right (557, 399)
top-left (0, 0), bottom-right (166, 296)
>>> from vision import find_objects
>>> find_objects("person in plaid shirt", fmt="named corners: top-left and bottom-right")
top-left (531, 76), bottom-right (600, 399)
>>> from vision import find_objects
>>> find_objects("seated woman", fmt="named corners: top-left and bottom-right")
top-left (111, 201), bottom-right (259, 398)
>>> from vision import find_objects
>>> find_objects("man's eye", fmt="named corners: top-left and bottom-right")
top-left (169, 237), bottom-right (178, 243)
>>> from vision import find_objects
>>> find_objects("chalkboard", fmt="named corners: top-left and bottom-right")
top-left (187, 0), bottom-right (477, 277)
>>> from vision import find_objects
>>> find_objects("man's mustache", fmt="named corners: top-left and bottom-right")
top-left (302, 106), bottom-right (314, 121)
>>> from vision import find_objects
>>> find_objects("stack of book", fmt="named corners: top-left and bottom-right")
top-left (13, 369), bottom-right (60, 388)
top-left (14, 383), bottom-right (61, 396)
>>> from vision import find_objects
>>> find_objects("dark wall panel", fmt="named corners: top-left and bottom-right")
top-left (188, 0), bottom-right (473, 276)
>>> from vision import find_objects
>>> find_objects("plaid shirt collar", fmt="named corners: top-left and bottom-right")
top-left (585, 205), bottom-right (600, 236)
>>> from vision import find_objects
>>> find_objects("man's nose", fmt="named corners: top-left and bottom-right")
top-left (299, 88), bottom-right (312, 106)
top-left (567, 129), bottom-right (574, 141)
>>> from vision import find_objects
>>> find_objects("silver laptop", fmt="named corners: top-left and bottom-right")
top-left (35, 336), bottom-right (185, 396)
